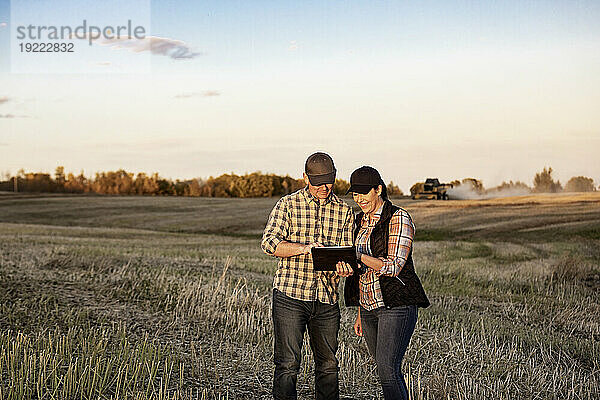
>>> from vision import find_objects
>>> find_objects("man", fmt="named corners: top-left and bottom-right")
top-left (261, 152), bottom-right (354, 400)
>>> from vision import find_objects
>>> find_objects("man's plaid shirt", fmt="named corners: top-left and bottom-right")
top-left (261, 187), bottom-right (354, 304)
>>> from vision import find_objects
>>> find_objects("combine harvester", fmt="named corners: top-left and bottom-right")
top-left (413, 178), bottom-right (454, 200)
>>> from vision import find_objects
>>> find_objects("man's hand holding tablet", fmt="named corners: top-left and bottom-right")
top-left (302, 242), bottom-right (323, 255)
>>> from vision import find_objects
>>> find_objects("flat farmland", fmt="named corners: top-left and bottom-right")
top-left (1, 192), bottom-right (599, 399)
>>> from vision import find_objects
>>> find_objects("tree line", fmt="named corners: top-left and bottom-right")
top-left (409, 167), bottom-right (597, 196)
top-left (0, 167), bottom-right (404, 197)
top-left (1, 166), bottom-right (595, 197)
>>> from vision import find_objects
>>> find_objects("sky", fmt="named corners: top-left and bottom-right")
top-left (0, 0), bottom-right (599, 192)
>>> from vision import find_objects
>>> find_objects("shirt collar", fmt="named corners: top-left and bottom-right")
top-left (303, 186), bottom-right (335, 206)
top-left (362, 202), bottom-right (384, 224)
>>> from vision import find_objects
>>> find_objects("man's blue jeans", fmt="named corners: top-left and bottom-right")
top-left (272, 289), bottom-right (340, 400)
top-left (360, 305), bottom-right (417, 400)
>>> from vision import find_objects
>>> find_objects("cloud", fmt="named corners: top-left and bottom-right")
top-left (71, 34), bottom-right (201, 60)
top-left (175, 91), bottom-right (220, 99)
top-left (0, 97), bottom-right (9, 105)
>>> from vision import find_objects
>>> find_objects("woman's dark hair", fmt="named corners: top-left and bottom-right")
top-left (379, 181), bottom-right (388, 201)
top-left (373, 167), bottom-right (388, 200)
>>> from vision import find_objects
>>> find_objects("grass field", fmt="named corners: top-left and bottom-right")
top-left (1, 192), bottom-right (599, 399)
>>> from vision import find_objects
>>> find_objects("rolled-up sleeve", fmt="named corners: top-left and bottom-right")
top-left (378, 209), bottom-right (414, 276)
top-left (261, 197), bottom-right (289, 255)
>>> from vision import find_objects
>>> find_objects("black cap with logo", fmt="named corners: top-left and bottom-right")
top-left (305, 152), bottom-right (336, 186)
top-left (346, 166), bottom-right (384, 194)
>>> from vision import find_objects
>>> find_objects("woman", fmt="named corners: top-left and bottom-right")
top-left (337, 166), bottom-right (430, 400)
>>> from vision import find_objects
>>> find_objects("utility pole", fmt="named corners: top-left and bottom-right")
top-left (13, 175), bottom-right (18, 192)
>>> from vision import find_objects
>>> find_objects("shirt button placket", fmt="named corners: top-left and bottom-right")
top-left (313, 201), bottom-right (319, 300)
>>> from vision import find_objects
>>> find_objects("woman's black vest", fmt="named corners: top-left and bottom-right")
top-left (344, 200), bottom-right (430, 308)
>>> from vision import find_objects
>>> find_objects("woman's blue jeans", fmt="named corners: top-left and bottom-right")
top-left (272, 289), bottom-right (340, 400)
top-left (360, 305), bottom-right (417, 400)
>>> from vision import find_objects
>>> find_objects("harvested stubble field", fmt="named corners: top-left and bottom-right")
top-left (0, 192), bottom-right (599, 399)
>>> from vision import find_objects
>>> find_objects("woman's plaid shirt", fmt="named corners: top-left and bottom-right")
top-left (357, 205), bottom-right (415, 310)
top-left (261, 187), bottom-right (354, 304)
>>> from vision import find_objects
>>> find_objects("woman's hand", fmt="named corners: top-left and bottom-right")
top-left (353, 313), bottom-right (363, 336)
top-left (357, 252), bottom-right (384, 272)
top-left (335, 261), bottom-right (353, 277)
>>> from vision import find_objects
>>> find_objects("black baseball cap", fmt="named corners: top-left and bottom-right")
top-left (346, 166), bottom-right (384, 194)
top-left (305, 152), bottom-right (336, 186)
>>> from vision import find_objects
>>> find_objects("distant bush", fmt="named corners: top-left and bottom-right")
top-left (487, 180), bottom-right (531, 196)
top-left (495, 180), bottom-right (530, 191)
top-left (565, 176), bottom-right (596, 192)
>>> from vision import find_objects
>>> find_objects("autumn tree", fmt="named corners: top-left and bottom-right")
top-left (55, 166), bottom-right (66, 190)
top-left (386, 181), bottom-right (403, 196)
top-left (22, 172), bottom-right (55, 192)
top-left (201, 175), bottom-right (234, 197)
top-left (231, 173), bottom-right (275, 197)
top-left (281, 175), bottom-right (304, 194)
top-left (156, 178), bottom-right (176, 195)
top-left (133, 173), bottom-right (160, 195)
top-left (333, 179), bottom-right (350, 195)
top-left (90, 170), bottom-right (136, 194)
top-left (63, 172), bottom-right (87, 193)
top-left (184, 178), bottom-right (203, 196)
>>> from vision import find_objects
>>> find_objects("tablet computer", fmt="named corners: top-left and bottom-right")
top-left (311, 246), bottom-right (358, 271)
